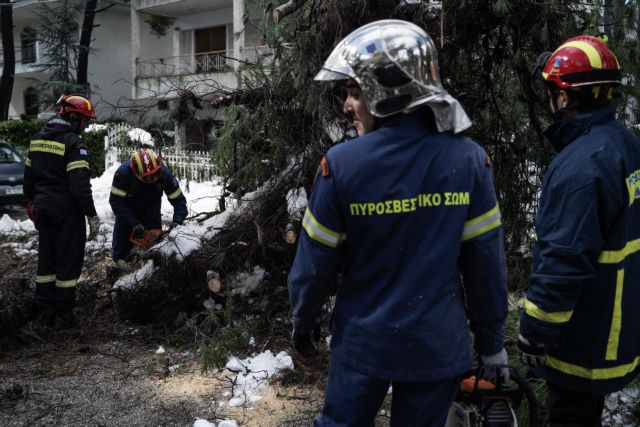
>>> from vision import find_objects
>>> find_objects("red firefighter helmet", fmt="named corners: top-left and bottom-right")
top-left (56, 94), bottom-right (97, 119)
top-left (130, 148), bottom-right (163, 183)
top-left (542, 35), bottom-right (621, 89)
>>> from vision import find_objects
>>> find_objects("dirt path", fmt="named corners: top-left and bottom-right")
top-left (0, 326), bottom-right (328, 427)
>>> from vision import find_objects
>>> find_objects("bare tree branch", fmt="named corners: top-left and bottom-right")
top-left (272, 0), bottom-right (308, 23)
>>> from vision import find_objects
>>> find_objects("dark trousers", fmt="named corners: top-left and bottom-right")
top-left (35, 209), bottom-right (86, 314)
top-left (112, 217), bottom-right (161, 261)
top-left (315, 355), bottom-right (459, 427)
top-left (546, 381), bottom-right (605, 427)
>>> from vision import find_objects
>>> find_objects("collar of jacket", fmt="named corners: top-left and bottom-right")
top-left (543, 104), bottom-right (616, 153)
top-left (378, 109), bottom-right (433, 132)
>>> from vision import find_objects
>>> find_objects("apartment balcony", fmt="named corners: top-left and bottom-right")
top-left (133, 0), bottom-right (230, 16)
top-left (134, 45), bottom-right (271, 99)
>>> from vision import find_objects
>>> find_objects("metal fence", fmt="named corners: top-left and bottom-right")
top-left (104, 124), bottom-right (215, 182)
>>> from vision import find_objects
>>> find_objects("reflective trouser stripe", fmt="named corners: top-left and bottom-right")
top-left (55, 278), bottom-right (77, 288)
top-left (25, 158), bottom-right (31, 167)
top-left (36, 274), bottom-right (56, 283)
top-left (606, 269), bottom-right (625, 361)
top-left (462, 204), bottom-right (501, 241)
top-left (547, 354), bottom-right (640, 380)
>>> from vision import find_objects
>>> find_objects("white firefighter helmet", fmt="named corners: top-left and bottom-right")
top-left (315, 19), bottom-right (471, 133)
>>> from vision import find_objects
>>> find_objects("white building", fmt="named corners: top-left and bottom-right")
top-left (2, 0), bottom-right (268, 143)
top-left (131, 0), bottom-right (267, 145)
top-left (5, 0), bottom-right (132, 121)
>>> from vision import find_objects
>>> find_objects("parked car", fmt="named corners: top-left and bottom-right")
top-left (0, 141), bottom-right (27, 204)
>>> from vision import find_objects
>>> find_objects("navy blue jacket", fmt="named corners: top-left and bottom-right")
top-left (23, 118), bottom-right (97, 217)
top-left (520, 105), bottom-right (640, 394)
top-left (109, 161), bottom-right (188, 227)
top-left (288, 111), bottom-right (508, 381)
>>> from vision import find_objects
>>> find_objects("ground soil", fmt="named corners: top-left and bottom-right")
top-left (0, 204), bottom-right (333, 427)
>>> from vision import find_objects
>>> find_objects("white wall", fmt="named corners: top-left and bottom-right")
top-left (90, 9), bottom-right (133, 120)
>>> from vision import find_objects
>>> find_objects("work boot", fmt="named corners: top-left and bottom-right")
top-left (53, 311), bottom-right (78, 330)
top-left (22, 307), bottom-right (55, 337)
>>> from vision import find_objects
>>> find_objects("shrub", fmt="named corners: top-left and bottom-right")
top-left (0, 119), bottom-right (46, 153)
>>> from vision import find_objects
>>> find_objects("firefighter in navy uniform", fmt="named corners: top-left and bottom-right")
top-left (518, 36), bottom-right (640, 426)
top-left (109, 148), bottom-right (187, 263)
top-left (23, 94), bottom-right (100, 330)
top-left (288, 20), bottom-right (509, 426)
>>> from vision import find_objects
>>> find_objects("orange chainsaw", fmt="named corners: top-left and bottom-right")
top-left (129, 228), bottom-right (165, 250)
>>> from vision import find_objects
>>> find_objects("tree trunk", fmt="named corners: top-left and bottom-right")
top-left (0, 0), bottom-right (15, 121)
top-left (77, 0), bottom-right (98, 94)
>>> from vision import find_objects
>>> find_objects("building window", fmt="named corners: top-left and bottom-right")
top-left (21, 28), bottom-right (37, 64)
top-left (24, 88), bottom-right (39, 119)
top-left (158, 100), bottom-right (169, 110)
top-left (195, 26), bottom-right (227, 73)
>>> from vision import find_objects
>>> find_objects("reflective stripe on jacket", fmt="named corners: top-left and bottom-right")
top-left (288, 111), bottom-right (508, 381)
top-left (23, 118), bottom-right (96, 217)
top-left (520, 105), bottom-right (640, 394)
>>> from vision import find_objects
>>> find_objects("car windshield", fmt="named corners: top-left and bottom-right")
top-left (0, 145), bottom-right (23, 163)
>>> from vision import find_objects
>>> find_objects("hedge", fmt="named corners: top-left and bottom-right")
top-left (0, 119), bottom-right (107, 177)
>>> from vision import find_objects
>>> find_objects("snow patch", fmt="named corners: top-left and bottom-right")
top-left (286, 187), bottom-right (307, 220)
top-left (223, 350), bottom-right (294, 408)
top-left (113, 260), bottom-right (157, 290)
top-left (0, 214), bottom-right (35, 235)
top-left (193, 419), bottom-right (215, 427)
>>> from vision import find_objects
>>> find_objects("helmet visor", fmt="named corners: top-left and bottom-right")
top-left (314, 39), bottom-right (356, 81)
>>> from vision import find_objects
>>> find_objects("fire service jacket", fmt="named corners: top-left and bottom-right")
top-left (109, 161), bottom-right (188, 227)
top-left (23, 118), bottom-right (97, 217)
top-left (520, 105), bottom-right (640, 394)
top-left (288, 111), bottom-right (508, 381)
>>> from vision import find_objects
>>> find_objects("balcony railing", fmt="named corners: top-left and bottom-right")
top-left (136, 45), bottom-right (271, 79)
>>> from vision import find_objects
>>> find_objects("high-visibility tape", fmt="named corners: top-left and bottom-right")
top-left (524, 298), bottom-right (573, 323)
top-left (598, 238), bottom-right (640, 264)
top-left (556, 41), bottom-right (603, 69)
top-left (55, 278), bottom-right (77, 288)
top-left (605, 269), bottom-right (625, 361)
top-left (35, 274), bottom-right (56, 283)
top-left (25, 158), bottom-right (31, 167)
top-left (30, 140), bottom-right (65, 156)
top-left (167, 188), bottom-right (182, 200)
top-left (462, 204), bottom-right (501, 241)
top-left (302, 208), bottom-right (343, 248)
top-left (66, 160), bottom-right (89, 172)
top-left (111, 186), bottom-right (127, 197)
top-left (547, 354), bottom-right (640, 380)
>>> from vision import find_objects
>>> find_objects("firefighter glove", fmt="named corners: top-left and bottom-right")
top-left (26, 201), bottom-right (36, 224)
top-left (88, 216), bottom-right (100, 241)
top-left (132, 224), bottom-right (145, 240)
top-left (517, 335), bottom-right (546, 368)
top-left (291, 330), bottom-right (319, 358)
top-left (480, 347), bottom-right (510, 383)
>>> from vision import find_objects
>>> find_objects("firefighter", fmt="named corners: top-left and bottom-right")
top-left (109, 148), bottom-right (187, 263)
top-left (288, 20), bottom-right (509, 426)
top-left (23, 94), bottom-right (101, 330)
top-left (518, 35), bottom-right (640, 426)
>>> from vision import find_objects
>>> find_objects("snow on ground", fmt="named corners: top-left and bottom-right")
top-left (0, 214), bottom-right (35, 236)
top-left (223, 350), bottom-right (294, 408)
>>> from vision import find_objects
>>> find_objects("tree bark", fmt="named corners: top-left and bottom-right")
top-left (0, 0), bottom-right (15, 121)
top-left (76, 0), bottom-right (98, 94)
top-left (272, 0), bottom-right (307, 23)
